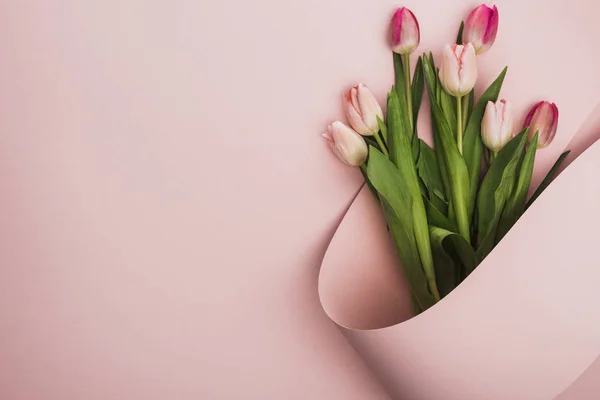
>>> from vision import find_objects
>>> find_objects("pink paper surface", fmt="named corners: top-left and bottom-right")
top-left (0, 1), bottom-right (598, 399)
top-left (321, 136), bottom-right (600, 400)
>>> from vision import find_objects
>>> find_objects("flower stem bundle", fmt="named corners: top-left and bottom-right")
top-left (323, 3), bottom-right (569, 313)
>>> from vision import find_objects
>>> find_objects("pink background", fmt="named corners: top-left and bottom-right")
top-left (0, 0), bottom-right (599, 399)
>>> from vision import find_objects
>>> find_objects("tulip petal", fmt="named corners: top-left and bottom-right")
top-left (391, 7), bottom-right (420, 55)
top-left (440, 45), bottom-right (461, 96)
top-left (458, 43), bottom-right (477, 95)
top-left (326, 121), bottom-right (369, 166)
top-left (483, 6), bottom-right (499, 49)
top-left (357, 84), bottom-right (383, 133)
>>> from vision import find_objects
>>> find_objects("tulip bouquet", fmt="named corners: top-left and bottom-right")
top-left (323, 4), bottom-right (568, 313)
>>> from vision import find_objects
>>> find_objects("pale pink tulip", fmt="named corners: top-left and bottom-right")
top-left (343, 84), bottom-right (384, 136)
top-left (439, 43), bottom-right (478, 97)
top-left (463, 4), bottom-right (499, 54)
top-left (481, 100), bottom-right (514, 153)
top-left (391, 7), bottom-right (420, 55)
top-left (524, 101), bottom-right (559, 149)
top-left (322, 122), bottom-right (368, 166)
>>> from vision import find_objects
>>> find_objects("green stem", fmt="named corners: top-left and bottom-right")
top-left (374, 131), bottom-right (388, 156)
top-left (462, 93), bottom-right (470, 127)
top-left (456, 95), bottom-right (463, 154)
top-left (456, 203), bottom-right (471, 244)
top-left (403, 54), bottom-right (414, 131)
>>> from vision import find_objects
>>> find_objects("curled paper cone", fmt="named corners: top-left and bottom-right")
top-left (319, 107), bottom-right (600, 399)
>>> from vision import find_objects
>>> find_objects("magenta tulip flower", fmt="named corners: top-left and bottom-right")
top-left (463, 4), bottom-right (499, 54)
top-left (524, 101), bottom-right (559, 149)
top-left (391, 7), bottom-right (420, 55)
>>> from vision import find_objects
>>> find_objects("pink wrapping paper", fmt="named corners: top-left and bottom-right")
top-left (320, 108), bottom-right (600, 399)
top-left (0, 0), bottom-right (599, 399)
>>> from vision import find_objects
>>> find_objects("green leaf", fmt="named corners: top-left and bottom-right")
top-left (428, 52), bottom-right (436, 71)
top-left (366, 146), bottom-right (412, 222)
top-left (476, 130), bottom-right (528, 259)
top-left (387, 90), bottom-right (413, 167)
top-left (364, 136), bottom-right (379, 150)
top-left (366, 147), bottom-right (439, 308)
top-left (411, 135), bottom-right (421, 167)
top-left (421, 55), bottom-right (454, 222)
top-left (467, 89), bottom-right (475, 122)
top-left (496, 133), bottom-right (538, 241)
top-left (387, 92), bottom-right (440, 300)
top-left (463, 67), bottom-right (508, 221)
top-left (456, 21), bottom-right (465, 45)
top-left (411, 56), bottom-right (425, 132)
top-left (377, 116), bottom-right (388, 144)
top-left (526, 150), bottom-right (571, 209)
top-left (425, 198), bottom-right (455, 232)
top-left (393, 53), bottom-right (410, 120)
top-left (440, 90), bottom-right (457, 139)
top-left (416, 139), bottom-right (447, 211)
top-left (421, 57), bottom-right (451, 203)
top-left (383, 199), bottom-right (436, 312)
top-left (423, 54), bottom-right (472, 244)
top-left (359, 166), bottom-right (380, 202)
top-left (430, 226), bottom-right (477, 298)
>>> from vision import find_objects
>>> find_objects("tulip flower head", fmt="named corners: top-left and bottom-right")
top-left (463, 4), bottom-right (499, 55)
top-left (391, 7), bottom-right (420, 55)
top-left (322, 121), bottom-right (369, 166)
top-left (524, 101), bottom-right (559, 149)
top-left (439, 43), bottom-right (478, 97)
top-left (343, 84), bottom-right (384, 136)
top-left (481, 100), bottom-right (514, 153)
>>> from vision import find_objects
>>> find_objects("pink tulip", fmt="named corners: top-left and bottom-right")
top-left (391, 7), bottom-right (420, 55)
top-left (343, 84), bottom-right (384, 136)
top-left (524, 101), bottom-right (559, 149)
top-left (439, 43), bottom-right (478, 97)
top-left (481, 100), bottom-right (514, 153)
top-left (463, 4), bottom-right (499, 55)
top-left (322, 122), bottom-right (369, 166)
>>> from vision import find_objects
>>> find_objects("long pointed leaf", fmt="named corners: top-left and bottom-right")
top-left (526, 150), bottom-right (571, 209)
top-left (496, 133), bottom-right (538, 241)
top-left (387, 92), bottom-right (439, 300)
top-left (411, 56), bottom-right (425, 132)
top-left (366, 147), bottom-right (436, 311)
top-left (476, 130), bottom-right (528, 259)
top-left (423, 55), bottom-right (471, 244)
top-left (463, 67), bottom-right (508, 221)
top-left (384, 200), bottom-right (436, 312)
top-left (431, 226), bottom-right (477, 298)
top-left (456, 21), bottom-right (465, 45)
top-left (393, 53), bottom-right (410, 120)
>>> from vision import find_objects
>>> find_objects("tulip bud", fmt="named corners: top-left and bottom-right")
top-left (322, 122), bottom-right (368, 166)
top-left (391, 7), bottom-right (420, 55)
top-left (481, 100), bottom-right (514, 153)
top-left (523, 101), bottom-right (559, 149)
top-left (439, 43), bottom-right (478, 97)
top-left (343, 84), bottom-right (384, 136)
top-left (463, 4), bottom-right (499, 55)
